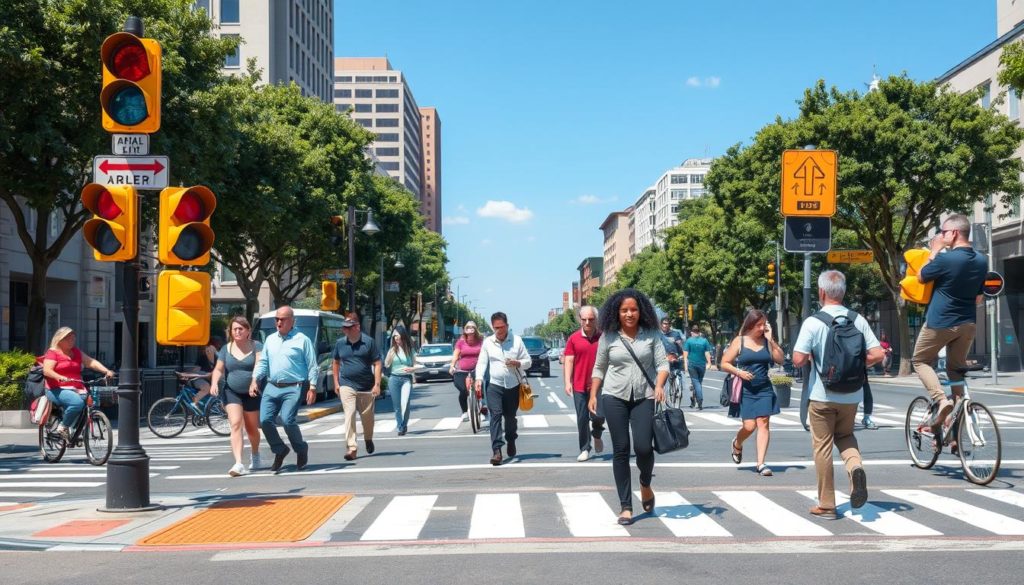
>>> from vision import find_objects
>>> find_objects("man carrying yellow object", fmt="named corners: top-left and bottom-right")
top-left (911, 214), bottom-right (987, 433)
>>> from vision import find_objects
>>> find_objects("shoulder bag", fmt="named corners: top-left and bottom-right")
top-left (619, 334), bottom-right (690, 454)
top-left (719, 338), bottom-right (745, 407)
top-left (506, 337), bottom-right (534, 411)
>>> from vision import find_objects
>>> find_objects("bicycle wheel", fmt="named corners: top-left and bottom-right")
top-left (147, 397), bottom-right (188, 438)
top-left (38, 412), bottom-right (66, 463)
top-left (958, 401), bottom-right (1001, 485)
top-left (469, 387), bottom-right (481, 434)
top-left (205, 397), bottom-right (231, 437)
top-left (84, 411), bottom-right (113, 466)
top-left (905, 396), bottom-right (939, 469)
top-left (670, 375), bottom-right (685, 409)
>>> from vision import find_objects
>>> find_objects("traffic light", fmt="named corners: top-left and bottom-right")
top-left (321, 281), bottom-right (340, 311)
top-left (159, 186), bottom-right (216, 266)
top-left (100, 32), bottom-right (161, 134)
top-left (80, 183), bottom-right (138, 262)
top-left (687, 304), bottom-right (694, 321)
top-left (156, 270), bottom-right (210, 345)
top-left (767, 261), bottom-right (777, 287)
top-left (677, 307), bottom-right (685, 319)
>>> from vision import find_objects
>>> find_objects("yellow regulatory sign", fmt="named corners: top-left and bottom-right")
top-left (781, 149), bottom-right (837, 217)
top-left (827, 250), bottom-right (874, 264)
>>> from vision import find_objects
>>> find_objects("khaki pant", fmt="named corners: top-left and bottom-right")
top-left (912, 323), bottom-right (976, 404)
top-left (340, 386), bottom-right (375, 451)
top-left (808, 401), bottom-right (862, 510)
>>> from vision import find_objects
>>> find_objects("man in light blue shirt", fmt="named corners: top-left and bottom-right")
top-left (793, 270), bottom-right (884, 520)
top-left (251, 305), bottom-right (319, 472)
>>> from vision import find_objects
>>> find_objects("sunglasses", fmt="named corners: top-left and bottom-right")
top-left (940, 228), bottom-right (958, 236)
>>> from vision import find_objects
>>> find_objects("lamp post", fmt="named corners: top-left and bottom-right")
top-left (339, 204), bottom-right (380, 314)
top-left (379, 256), bottom-right (403, 336)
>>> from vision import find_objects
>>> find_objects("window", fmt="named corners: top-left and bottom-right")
top-left (336, 75), bottom-right (352, 82)
top-left (980, 82), bottom-right (992, 109)
top-left (334, 103), bottom-right (350, 111)
top-left (373, 76), bottom-right (388, 82)
top-left (220, 0), bottom-right (240, 23)
top-left (375, 133), bottom-right (399, 142)
top-left (671, 189), bottom-right (686, 200)
top-left (193, 0), bottom-right (210, 13)
top-left (223, 34), bottom-right (240, 68)
top-left (1011, 88), bottom-right (1020, 121)
top-left (376, 147), bottom-right (399, 156)
top-left (356, 118), bottom-right (372, 128)
top-left (376, 118), bottom-right (399, 127)
top-left (220, 264), bottom-right (237, 284)
top-left (690, 174), bottom-right (704, 184)
top-left (376, 89), bottom-right (399, 98)
top-left (670, 174), bottom-right (687, 184)
top-left (354, 103), bottom-right (372, 113)
top-left (355, 89), bottom-right (372, 98)
top-left (334, 88), bottom-right (351, 98)
top-left (355, 76), bottom-right (372, 82)
top-left (376, 103), bottom-right (398, 112)
top-left (690, 188), bottom-right (706, 197)
top-left (381, 161), bottom-right (400, 171)
top-left (1011, 196), bottom-right (1022, 218)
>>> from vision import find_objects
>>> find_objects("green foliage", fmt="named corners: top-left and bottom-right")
top-left (769, 374), bottom-right (794, 388)
top-left (0, 350), bottom-right (37, 409)
top-left (533, 310), bottom-right (578, 343)
top-left (999, 40), bottom-right (1024, 95)
top-left (613, 247), bottom-right (681, 312)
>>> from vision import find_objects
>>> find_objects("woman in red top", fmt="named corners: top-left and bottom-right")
top-left (448, 321), bottom-right (484, 421)
top-left (41, 327), bottom-right (115, 439)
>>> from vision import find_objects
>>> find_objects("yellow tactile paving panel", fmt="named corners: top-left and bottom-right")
top-left (137, 494), bottom-right (352, 546)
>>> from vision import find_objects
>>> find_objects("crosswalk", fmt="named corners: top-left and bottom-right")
top-left (312, 487), bottom-right (1024, 542)
top-left (0, 457), bottom-right (185, 506)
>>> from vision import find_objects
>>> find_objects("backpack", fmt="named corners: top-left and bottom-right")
top-left (23, 361), bottom-right (46, 400)
top-left (811, 310), bottom-right (867, 393)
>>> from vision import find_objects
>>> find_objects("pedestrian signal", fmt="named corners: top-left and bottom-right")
top-left (156, 270), bottom-right (210, 346)
top-left (159, 186), bottom-right (216, 266)
top-left (100, 32), bottom-right (161, 133)
top-left (321, 281), bottom-right (340, 311)
top-left (81, 184), bottom-right (138, 262)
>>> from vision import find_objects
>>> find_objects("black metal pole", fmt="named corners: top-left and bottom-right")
top-left (347, 204), bottom-right (356, 312)
top-left (799, 252), bottom-right (813, 431)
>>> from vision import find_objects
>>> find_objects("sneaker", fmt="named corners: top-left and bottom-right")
top-left (57, 425), bottom-right (70, 443)
top-left (228, 463), bottom-right (247, 477)
top-left (577, 450), bottom-right (591, 462)
top-left (862, 416), bottom-right (878, 430)
top-left (929, 400), bottom-right (954, 432)
top-left (592, 435), bottom-right (604, 454)
top-left (248, 453), bottom-right (264, 471)
top-left (460, 412), bottom-right (469, 422)
top-left (849, 467), bottom-right (868, 509)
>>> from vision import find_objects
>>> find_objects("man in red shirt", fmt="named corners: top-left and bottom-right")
top-left (563, 305), bottom-right (605, 462)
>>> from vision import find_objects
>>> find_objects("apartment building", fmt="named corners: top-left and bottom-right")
top-left (631, 187), bottom-right (657, 252)
top-left (600, 207), bottom-right (634, 285)
top-left (577, 257), bottom-right (604, 304)
top-left (420, 107), bottom-right (442, 233)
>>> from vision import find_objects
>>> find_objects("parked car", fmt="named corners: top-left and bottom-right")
top-left (254, 309), bottom-right (349, 402)
top-left (520, 336), bottom-right (551, 377)
top-left (413, 343), bottom-right (454, 382)
top-left (548, 347), bottom-right (564, 363)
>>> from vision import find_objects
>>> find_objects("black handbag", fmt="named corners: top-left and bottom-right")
top-left (719, 374), bottom-right (733, 407)
top-left (653, 403), bottom-right (690, 454)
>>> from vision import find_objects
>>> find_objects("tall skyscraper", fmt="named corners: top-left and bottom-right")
top-left (419, 107), bottom-right (442, 233)
top-left (195, 0), bottom-right (334, 102)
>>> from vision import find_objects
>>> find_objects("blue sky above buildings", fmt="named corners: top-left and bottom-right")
top-left (335, 0), bottom-right (996, 330)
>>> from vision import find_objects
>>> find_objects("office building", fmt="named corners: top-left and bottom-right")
top-left (600, 207), bottom-right (634, 285)
top-left (420, 107), bottom-right (442, 233)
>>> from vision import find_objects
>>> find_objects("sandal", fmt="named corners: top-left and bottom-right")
top-left (731, 439), bottom-right (742, 465)
top-left (617, 508), bottom-right (633, 525)
top-left (756, 464), bottom-right (773, 477)
top-left (640, 485), bottom-right (655, 513)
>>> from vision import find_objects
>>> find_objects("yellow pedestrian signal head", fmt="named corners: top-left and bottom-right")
top-left (321, 281), bottom-right (340, 311)
top-left (767, 261), bottom-right (776, 286)
top-left (687, 304), bottom-right (694, 321)
top-left (81, 183), bottom-right (137, 261)
top-left (159, 186), bottom-right (216, 266)
top-left (156, 270), bottom-right (210, 346)
top-left (100, 32), bottom-right (161, 134)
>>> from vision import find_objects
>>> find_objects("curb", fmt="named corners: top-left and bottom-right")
top-left (298, 401), bottom-right (343, 423)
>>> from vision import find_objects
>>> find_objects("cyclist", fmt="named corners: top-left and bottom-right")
top-left (658, 317), bottom-right (685, 405)
top-left (41, 327), bottom-right (115, 441)
top-left (191, 337), bottom-right (222, 406)
top-left (911, 214), bottom-right (987, 432)
top-left (448, 321), bottom-right (485, 422)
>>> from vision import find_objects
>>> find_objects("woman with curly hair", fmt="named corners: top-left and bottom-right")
top-left (589, 288), bottom-right (669, 525)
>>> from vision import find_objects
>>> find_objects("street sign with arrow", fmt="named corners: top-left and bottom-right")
top-left (93, 155), bottom-right (169, 190)
top-left (781, 149), bottom-right (837, 217)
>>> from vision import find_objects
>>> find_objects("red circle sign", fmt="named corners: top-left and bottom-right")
top-left (983, 271), bottom-right (1004, 297)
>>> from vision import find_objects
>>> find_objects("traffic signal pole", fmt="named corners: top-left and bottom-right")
top-left (799, 252), bottom-right (812, 431)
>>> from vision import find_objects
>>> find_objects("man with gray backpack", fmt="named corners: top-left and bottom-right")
top-left (792, 270), bottom-right (885, 520)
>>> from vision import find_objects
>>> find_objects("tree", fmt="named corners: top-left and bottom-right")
top-left (0, 0), bottom-right (237, 351)
top-left (613, 247), bottom-right (682, 313)
top-left (707, 75), bottom-right (1024, 373)
top-left (999, 40), bottom-right (1024, 95)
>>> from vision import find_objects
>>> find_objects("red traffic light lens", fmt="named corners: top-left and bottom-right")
top-left (110, 43), bottom-right (150, 81)
top-left (95, 190), bottom-right (123, 220)
top-left (173, 192), bottom-right (207, 222)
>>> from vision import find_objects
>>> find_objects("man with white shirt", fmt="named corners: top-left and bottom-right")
top-left (475, 312), bottom-right (532, 466)
top-left (793, 271), bottom-right (885, 520)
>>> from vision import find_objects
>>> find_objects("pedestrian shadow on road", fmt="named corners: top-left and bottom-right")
top-left (658, 501), bottom-right (728, 520)
top-left (508, 452), bottom-right (564, 462)
top-left (359, 450), bottom-right (413, 459)
top-left (925, 464), bottom-right (1020, 488)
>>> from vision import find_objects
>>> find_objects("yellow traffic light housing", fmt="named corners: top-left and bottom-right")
top-left (100, 32), bottom-right (161, 134)
top-left (159, 186), bottom-right (216, 266)
top-left (156, 270), bottom-right (210, 346)
top-left (321, 281), bottom-right (340, 311)
top-left (767, 261), bottom-right (777, 287)
top-left (687, 304), bottom-right (694, 321)
top-left (677, 307), bottom-right (685, 319)
top-left (81, 183), bottom-right (138, 262)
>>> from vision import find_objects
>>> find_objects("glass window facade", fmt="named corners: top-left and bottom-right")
top-left (220, 0), bottom-right (240, 23)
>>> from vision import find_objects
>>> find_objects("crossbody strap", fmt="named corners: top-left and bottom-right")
top-left (619, 334), bottom-right (657, 390)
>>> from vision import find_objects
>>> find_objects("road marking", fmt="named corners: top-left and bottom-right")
top-left (375, 420), bottom-right (398, 433)
top-left (361, 495), bottom-right (437, 541)
top-left (557, 492), bottom-right (629, 537)
top-left (321, 424), bottom-right (346, 435)
top-left (21, 465), bottom-right (179, 471)
top-left (0, 491), bottom-right (64, 498)
top-left (0, 482), bottom-right (104, 488)
top-left (796, 490), bottom-right (941, 536)
top-left (150, 457), bottom-right (213, 462)
top-left (967, 489), bottom-right (1024, 509)
top-left (565, 414), bottom-right (577, 424)
top-left (432, 417), bottom-right (462, 431)
top-left (522, 415), bottom-right (549, 428)
top-left (469, 494), bottom-right (525, 539)
top-left (548, 392), bottom-right (568, 410)
top-left (715, 491), bottom-right (831, 536)
top-left (689, 412), bottom-right (740, 427)
top-left (639, 491), bottom-right (731, 537)
top-left (308, 496), bottom-right (373, 541)
top-left (863, 414), bottom-right (905, 425)
top-left (883, 489), bottom-right (1024, 535)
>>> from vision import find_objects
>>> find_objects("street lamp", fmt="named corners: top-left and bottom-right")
top-left (378, 254), bottom-right (403, 330)
top-left (332, 204), bottom-right (380, 313)
top-left (449, 275), bottom-right (468, 327)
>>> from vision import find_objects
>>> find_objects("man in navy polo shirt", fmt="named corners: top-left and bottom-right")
top-left (332, 311), bottom-right (382, 461)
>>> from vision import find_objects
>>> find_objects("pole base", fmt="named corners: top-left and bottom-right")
top-left (97, 503), bottom-right (164, 513)
top-left (103, 448), bottom-right (153, 511)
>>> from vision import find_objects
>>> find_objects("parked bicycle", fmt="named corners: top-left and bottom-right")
top-left (146, 372), bottom-right (229, 438)
top-left (38, 377), bottom-right (115, 465)
top-left (905, 364), bottom-right (1001, 485)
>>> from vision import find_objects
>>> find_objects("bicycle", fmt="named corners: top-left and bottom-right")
top-left (665, 367), bottom-right (685, 409)
top-left (464, 371), bottom-right (482, 434)
top-left (146, 372), bottom-right (230, 438)
top-left (905, 364), bottom-right (1002, 485)
top-left (38, 378), bottom-right (115, 466)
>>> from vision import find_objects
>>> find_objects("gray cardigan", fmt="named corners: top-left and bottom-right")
top-left (592, 329), bottom-right (669, 401)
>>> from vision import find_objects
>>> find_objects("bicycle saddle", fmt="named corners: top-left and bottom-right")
top-left (952, 364), bottom-right (985, 374)
top-left (175, 371), bottom-right (210, 381)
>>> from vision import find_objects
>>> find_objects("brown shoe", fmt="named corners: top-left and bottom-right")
top-left (344, 449), bottom-right (357, 461)
top-left (490, 449), bottom-right (503, 466)
top-left (809, 505), bottom-right (839, 520)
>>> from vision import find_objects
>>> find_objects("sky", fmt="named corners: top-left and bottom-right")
top-left (334, 0), bottom-right (997, 331)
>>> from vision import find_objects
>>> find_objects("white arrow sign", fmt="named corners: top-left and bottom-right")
top-left (92, 156), bottom-right (169, 190)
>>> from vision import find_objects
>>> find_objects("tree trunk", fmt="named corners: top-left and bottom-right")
top-left (893, 294), bottom-right (914, 376)
top-left (27, 261), bottom-right (51, 354)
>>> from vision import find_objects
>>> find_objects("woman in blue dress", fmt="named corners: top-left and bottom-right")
top-left (721, 309), bottom-right (784, 476)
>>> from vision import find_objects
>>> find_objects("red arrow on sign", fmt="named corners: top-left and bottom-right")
top-left (99, 159), bottom-right (166, 175)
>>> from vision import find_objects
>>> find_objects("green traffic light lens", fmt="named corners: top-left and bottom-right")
top-left (108, 86), bottom-right (148, 125)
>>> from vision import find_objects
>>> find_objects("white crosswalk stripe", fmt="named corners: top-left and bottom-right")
top-left (883, 489), bottom-right (1024, 535)
top-left (557, 492), bottom-right (629, 537)
top-left (361, 495), bottom-right (438, 541)
top-left (0, 458), bottom-right (174, 503)
top-left (967, 488), bottom-right (1024, 509)
top-left (796, 490), bottom-right (941, 536)
top-left (715, 491), bottom-right (832, 536)
top-left (468, 494), bottom-right (525, 539)
top-left (641, 491), bottom-right (732, 537)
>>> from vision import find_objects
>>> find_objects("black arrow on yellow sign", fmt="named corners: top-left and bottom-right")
top-left (794, 157), bottom-right (826, 196)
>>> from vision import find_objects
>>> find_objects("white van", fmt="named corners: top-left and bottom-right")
top-left (253, 309), bottom-right (346, 402)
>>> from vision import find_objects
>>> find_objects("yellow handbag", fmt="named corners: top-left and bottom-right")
top-left (900, 248), bottom-right (934, 305)
top-left (516, 370), bottom-right (534, 411)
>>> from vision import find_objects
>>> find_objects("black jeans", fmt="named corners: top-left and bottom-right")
top-left (486, 383), bottom-right (519, 452)
top-left (603, 395), bottom-right (655, 511)
top-left (572, 391), bottom-right (605, 452)
top-left (862, 377), bottom-right (873, 417)
top-left (453, 371), bottom-right (472, 413)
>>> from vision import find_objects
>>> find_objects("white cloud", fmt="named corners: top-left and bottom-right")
top-left (686, 76), bottom-right (702, 87)
top-left (476, 200), bottom-right (534, 223)
top-left (686, 76), bottom-right (722, 89)
top-left (707, 76), bottom-right (721, 88)
top-left (574, 194), bottom-right (601, 205)
top-left (443, 215), bottom-right (470, 226)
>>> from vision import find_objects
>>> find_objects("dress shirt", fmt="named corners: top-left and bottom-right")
top-left (592, 329), bottom-right (669, 401)
top-left (474, 334), bottom-right (532, 388)
top-left (252, 329), bottom-right (319, 387)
